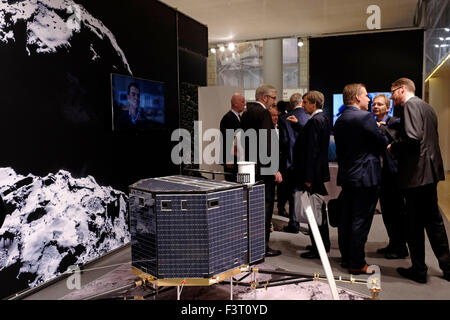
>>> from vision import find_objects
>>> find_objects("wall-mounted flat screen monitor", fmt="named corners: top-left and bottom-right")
top-left (332, 92), bottom-right (394, 125)
top-left (111, 73), bottom-right (165, 131)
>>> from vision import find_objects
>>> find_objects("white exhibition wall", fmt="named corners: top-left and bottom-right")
top-left (198, 86), bottom-right (243, 178)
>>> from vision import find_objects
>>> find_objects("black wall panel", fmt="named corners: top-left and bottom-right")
top-left (0, 0), bottom-right (208, 191)
top-left (178, 13), bottom-right (208, 57)
top-left (310, 30), bottom-right (424, 124)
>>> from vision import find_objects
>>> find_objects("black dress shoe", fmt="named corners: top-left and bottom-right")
top-left (266, 247), bottom-right (282, 257)
top-left (377, 245), bottom-right (392, 254)
top-left (397, 267), bottom-right (427, 284)
top-left (305, 245), bottom-right (330, 253)
top-left (385, 251), bottom-right (409, 259)
top-left (282, 225), bottom-right (299, 234)
top-left (300, 251), bottom-right (319, 259)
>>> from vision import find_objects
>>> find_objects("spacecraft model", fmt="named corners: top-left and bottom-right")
top-left (129, 175), bottom-right (266, 285)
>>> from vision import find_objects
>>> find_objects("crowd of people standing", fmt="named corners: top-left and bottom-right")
top-left (219, 78), bottom-right (449, 283)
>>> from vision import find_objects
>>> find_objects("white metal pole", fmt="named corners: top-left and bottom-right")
top-left (301, 193), bottom-right (340, 300)
top-left (230, 277), bottom-right (233, 300)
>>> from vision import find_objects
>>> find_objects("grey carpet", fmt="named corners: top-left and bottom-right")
top-left (270, 208), bottom-right (450, 300)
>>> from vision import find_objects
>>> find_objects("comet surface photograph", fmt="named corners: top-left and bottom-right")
top-left (0, 0), bottom-right (449, 307)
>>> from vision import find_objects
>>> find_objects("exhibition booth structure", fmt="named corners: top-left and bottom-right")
top-left (1, 0), bottom-right (449, 301)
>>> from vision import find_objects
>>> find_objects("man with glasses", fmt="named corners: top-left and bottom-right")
top-left (241, 84), bottom-right (283, 257)
top-left (388, 78), bottom-right (450, 283)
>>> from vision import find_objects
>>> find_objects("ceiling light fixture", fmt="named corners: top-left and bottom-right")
top-left (439, 37), bottom-right (444, 41)
top-left (219, 45), bottom-right (225, 52)
top-left (434, 44), bottom-right (439, 48)
top-left (210, 48), bottom-right (216, 54)
top-left (445, 28), bottom-right (450, 32)
top-left (228, 42), bottom-right (235, 51)
top-left (298, 40), bottom-right (304, 47)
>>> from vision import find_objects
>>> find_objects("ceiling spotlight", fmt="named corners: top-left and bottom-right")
top-left (298, 41), bottom-right (304, 47)
top-left (439, 37), bottom-right (444, 41)
top-left (446, 37), bottom-right (450, 41)
top-left (445, 28), bottom-right (450, 32)
top-left (440, 44), bottom-right (449, 48)
top-left (228, 42), bottom-right (235, 51)
top-left (434, 44), bottom-right (439, 48)
top-left (210, 48), bottom-right (216, 54)
top-left (219, 45), bottom-right (225, 52)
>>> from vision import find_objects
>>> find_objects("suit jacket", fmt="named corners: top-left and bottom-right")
top-left (334, 106), bottom-right (387, 187)
top-left (240, 102), bottom-right (274, 177)
top-left (220, 110), bottom-right (241, 167)
top-left (278, 107), bottom-right (309, 177)
top-left (378, 116), bottom-right (401, 182)
top-left (390, 96), bottom-right (445, 189)
top-left (293, 111), bottom-right (330, 194)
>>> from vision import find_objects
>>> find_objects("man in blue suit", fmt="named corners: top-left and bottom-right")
top-left (372, 94), bottom-right (408, 259)
top-left (293, 90), bottom-right (331, 259)
top-left (334, 83), bottom-right (387, 274)
top-left (278, 93), bottom-right (310, 233)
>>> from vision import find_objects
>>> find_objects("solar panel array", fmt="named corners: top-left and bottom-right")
top-left (248, 184), bottom-right (266, 263)
top-left (129, 189), bottom-right (157, 275)
top-left (129, 175), bottom-right (266, 279)
top-left (132, 175), bottom-right (239, 193)
top-left (156, 194), bottom-right (210, 278)
top-left (207, 189), bottom-right (247, 276)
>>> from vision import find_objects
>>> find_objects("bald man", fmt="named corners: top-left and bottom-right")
top-left (220, 93), bottom-right (245, 182)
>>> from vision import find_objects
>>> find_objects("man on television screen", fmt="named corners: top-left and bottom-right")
top-left (118, 82), bottom-right (144, 130)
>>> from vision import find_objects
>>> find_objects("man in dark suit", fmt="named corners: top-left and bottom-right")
top-left (241, 84), bottom-right (283, 257)
top-left (278, 93), bottom-right (310, 233)
top-left (334, 83), bottom-right (387, 274)
top-left (220, 93), bottom-right (245, 182)
top-left (372, 94), bottom-right (408, 259)
top-left (293, 90), bottom-right (331, 259)
top-left (388, 78), bottom-right (450, 283)
top-left (117, 82), bottom-right (144, 130)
